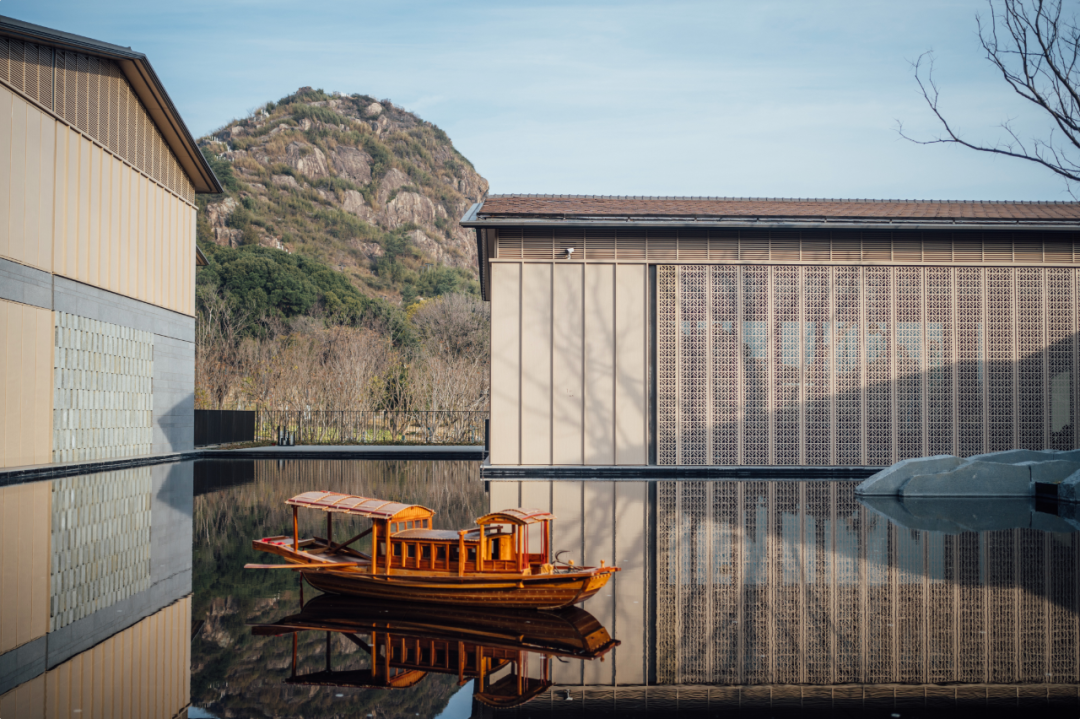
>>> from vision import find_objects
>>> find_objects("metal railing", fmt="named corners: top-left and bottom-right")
top-left (255, 410), bottom-right (487, 445)
top-left (195, 409), bottom-right (256, 447)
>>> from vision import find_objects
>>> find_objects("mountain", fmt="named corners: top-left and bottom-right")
top-left (195, 87), bottom-right (489, 307)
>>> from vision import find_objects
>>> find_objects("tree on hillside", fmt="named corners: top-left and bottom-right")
top-left (900, 0), bottom-right (1080, 187)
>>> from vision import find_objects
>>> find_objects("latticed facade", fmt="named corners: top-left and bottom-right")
top-left (465, 196), bottom-right (1080, 467)
top-left (656, 480), bottom-right (1080, 686)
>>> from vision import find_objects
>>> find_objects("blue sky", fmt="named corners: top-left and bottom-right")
top-left (4, 0), bottom-right (1070, 200)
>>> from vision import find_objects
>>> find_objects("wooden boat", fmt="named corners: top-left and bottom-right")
top-left (250, 594), bottom-right (619, 708)
top-left (246, 491), bottom-right (618, 609)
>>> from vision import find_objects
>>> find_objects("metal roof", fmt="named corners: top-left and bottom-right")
top-left (286, 491), bottom-right (432, 520)
top-left (476, 508), bottom-right (556, 525)
top-left (461, 194), bottom-right (1080, 230)
top-left (0, 14), bottom-right (222, 194)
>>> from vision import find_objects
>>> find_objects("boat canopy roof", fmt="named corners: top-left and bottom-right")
top-left (476, 508), bottom-right (556, 526)
top-left (286, 491), bottom-right (433, 520)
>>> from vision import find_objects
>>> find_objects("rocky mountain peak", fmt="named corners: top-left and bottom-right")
top-left (197, 87), bottom-right (488, 301)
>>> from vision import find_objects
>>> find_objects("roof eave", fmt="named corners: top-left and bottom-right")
top-left (461, 215), bottom-right (1080, 232)
top-left (0, 15), bottom-right (223, 195)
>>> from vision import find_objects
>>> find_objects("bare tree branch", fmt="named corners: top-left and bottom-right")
top-left (898, 0), bottom-right (1080, 187)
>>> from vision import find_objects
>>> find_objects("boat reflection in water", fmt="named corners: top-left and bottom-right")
top-left (250, 594), bottom-right (619, 708)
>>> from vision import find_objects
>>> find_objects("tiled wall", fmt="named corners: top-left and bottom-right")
top-left (50, 468), bottom-right (151, 631)
top-left (52, 312), bottom-right (153, 463)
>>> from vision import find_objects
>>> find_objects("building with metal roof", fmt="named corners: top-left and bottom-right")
top-left (462, 194), bottom-right (1080, 470)
top-left (0, 15), bottom-right (221, 470)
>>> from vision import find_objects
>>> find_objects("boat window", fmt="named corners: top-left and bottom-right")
top-left (436, 648), bottom-right (446, 664)
top-left (491, 538), bottom-right (500, 560)
top-left (467, 547), bottom-right (476, 562)
top-left (407, 520), bottom-right (414, 529)
top-left (435, 546), bottom-right (444, 561)
top-left (378, 541), bottom-right (386, 556)
top-left (394, 542), bottom-right (402, 557)
top-left (407, 543), bottom-right (416, 558)
top-left (421, 545), bottom-right (431, 560)
top-left (422, 519), bottom-right (429, 528)
top-left (450, 546), bottom-right (459, 562)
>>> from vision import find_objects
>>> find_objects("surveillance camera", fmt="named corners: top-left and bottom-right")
top-left (564, 247), bottom-right (575, 259)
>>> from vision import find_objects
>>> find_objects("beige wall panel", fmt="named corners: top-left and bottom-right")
top-left (520, 264), bottom-right (552, 464)
top-left (584, 264), bottom-right (615, 465)
top-left (0, 87), bottom-right (11, 265)
top-left (490, 263), bottom-right (521, 465)
top-left (109, 156), bottom-right (121, 292)
top-left (148, 613), bottom-right (158, 718)
top-left (50, 122), bottom-right (64, 277)
top-left (63, 129), bottom-right (78, 277)
top-left (21, 98), bottom-right (41, 268)
top-left (615, 265), bottom-right (648, 465)
top-left (582, 482), bottom-right (615, 684)
top-left (101, 640), bottom-right (114, 719)
top-left (551, 482), bottom-right (583, 566)
top-left (613, 481), bottom-right (647, 684)
top-left (76, 137), bottom-right (90, 283)
top-left (87, 143), bottom-right (101, 287)
top-left (553, 264), bottom-right (584, 465)
top-left (183, 597), bottom-right (191, 706)
top-left (0, 673), bottom-right (45, 719)
top-left (550, 480), bottom-right (583, 686)
top-left (0, 300), bottom-right (52, 468)
top-left (0, 87), bottom-right (12, 266)
top-left (488, 481), bottom-right (518, 515)
top-left (0, 485), bottom-right (17, 653)
top-left (519, 481), bottom-right (550, 553)
top-left (139, 616), bottom-right (149, 718)
top-left (35, 114), bottom-right (56, 272)
top-left (118, 167), bottom-right (129, 297)
top-left (186, 206), bottom-right (194, 314)
top-left (9, 95), bottom-right (26, 266)
top-left (137, 175), bottom-right (147, 303)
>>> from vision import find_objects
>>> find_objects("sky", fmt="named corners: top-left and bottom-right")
top-left (4, 0), bottom-right (1073, 201)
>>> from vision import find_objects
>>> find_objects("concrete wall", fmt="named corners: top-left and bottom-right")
top-left (490, 262), bottom-right (648, 466)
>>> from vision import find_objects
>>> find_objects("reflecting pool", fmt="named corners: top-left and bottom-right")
top-left (3, 460), bottom-right (1080, 717)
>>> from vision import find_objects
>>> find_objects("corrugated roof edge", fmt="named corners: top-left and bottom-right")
top-left (482, 194), bottom-right (1078, 204)
top-left (0, 14), bottom-right (223, 195)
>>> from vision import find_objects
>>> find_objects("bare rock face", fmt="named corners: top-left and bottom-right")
top-left (198, 88), bottom-right (491, 292)
top-left (341, 189), bottom-right (376, 222)
top-left (271, 174), bottom-right (300, 189)
top-left (385, 192), bottom-right (439, 229)
top-left (377, 168), bottom-right (412, 205)
top-left (333, 146), bottom-right (372, 184)
top-left (285, 141), bottom-right (329, 179)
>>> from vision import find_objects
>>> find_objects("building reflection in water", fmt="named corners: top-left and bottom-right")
top-left (485, 479), bottom-right (1080, 715)
top-left (0, 462), bottom-right (193, 718)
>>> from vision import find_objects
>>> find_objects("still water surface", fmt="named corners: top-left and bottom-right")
top-left (4, 459), bottom-right (1080, 717)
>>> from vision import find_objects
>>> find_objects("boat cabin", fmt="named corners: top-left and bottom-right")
top-left (280, 492), bottom-right (556, 576)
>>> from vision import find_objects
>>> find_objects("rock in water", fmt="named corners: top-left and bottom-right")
top-left (855, 455), bottom-right (962, 495)
top-left (900, 460), bottom-right (1032, 497)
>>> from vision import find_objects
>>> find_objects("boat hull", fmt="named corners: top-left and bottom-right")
top-left (301, 568), bottom-right (614, 609)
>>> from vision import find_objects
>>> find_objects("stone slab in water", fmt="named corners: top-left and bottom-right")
top-left (966, 448), bottom-right (1065, 465)
top-left (855, 455), bottom-right (962, 496)
top-left (900, 460), bottom-right (1032, 497)
top-left (1017, 460), bottom-right (1080, 484)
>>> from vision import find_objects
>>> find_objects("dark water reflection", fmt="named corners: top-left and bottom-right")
top-left (5, 460), bottom-right (1080, 717)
